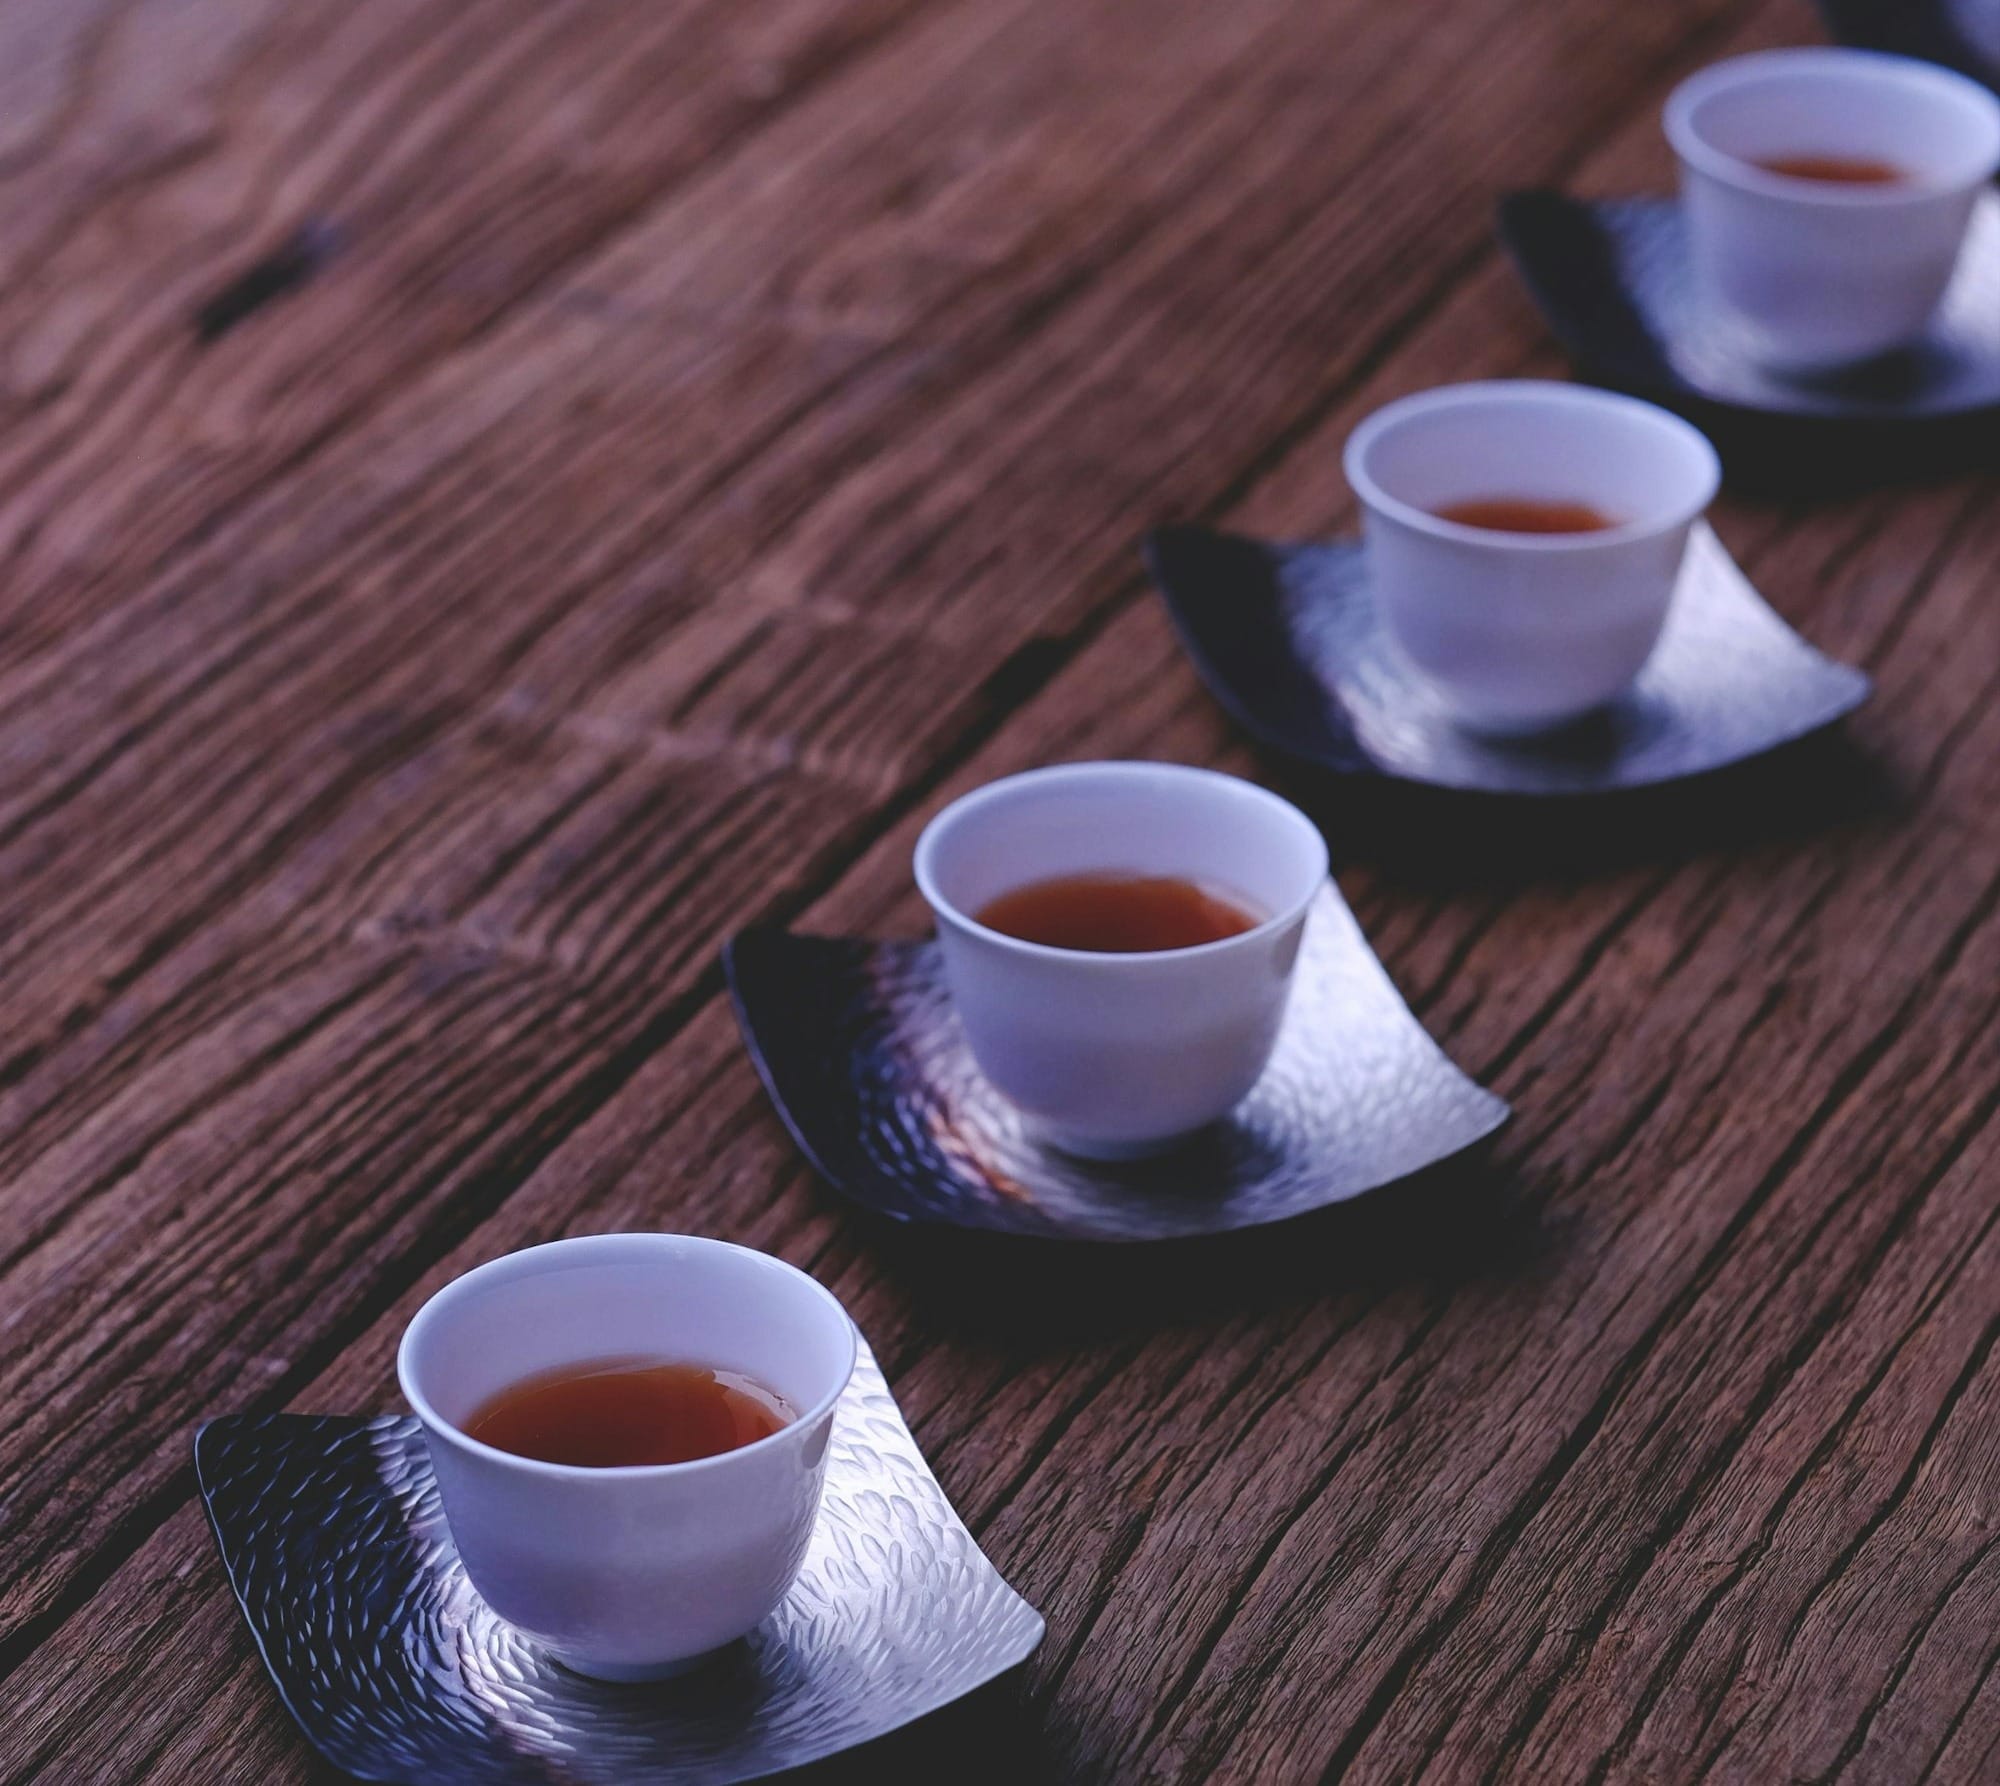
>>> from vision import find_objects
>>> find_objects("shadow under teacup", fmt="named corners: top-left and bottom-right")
top-left (1666, 47), bottom-right (2000, 370)
top-left (913, 761), bottom-right (1329, 1160)
top-left (396, 1233), bottom-right (856, 1682)
top-left (1343, 380), bottom-right (1721, 734)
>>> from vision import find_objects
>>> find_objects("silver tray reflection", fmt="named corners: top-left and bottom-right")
top-left (197, 1338), bottom-right (1043, 1784)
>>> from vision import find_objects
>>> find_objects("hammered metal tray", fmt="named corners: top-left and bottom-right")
top-left (725, 883), bottom-right (1507, 1242)
top-left (1496, 189), bottom-right (2000, 477)
top-left (196, 1338), bottom-right (1043, 1785)
top-left (1147, 523), bottom-right (1868, 796)
top-left (1817, 0), bottom-right (2000, 92)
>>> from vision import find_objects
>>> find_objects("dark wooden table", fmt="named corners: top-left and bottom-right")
top-left (3, 1), bottom-right (1998, 1780)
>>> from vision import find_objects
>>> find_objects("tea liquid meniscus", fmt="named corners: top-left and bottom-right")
top-left (1431, 497), bottom-right (1621, 535)
top-left (1752, 153), bottom-right (1906, 185)
top-left (463, 1358), bottom-right (795, 1467)
top-left (974, 872), bottom-right (1262, 953)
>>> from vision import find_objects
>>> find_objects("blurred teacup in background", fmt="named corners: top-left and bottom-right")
top-left (1344, 380), bottom-right (1721, 734)
top-left (398, 1234), bottom-right (855, 1681)
top-left (1665, 47), bottom-right (2000, 370)
top-left (914, 761), bottom-right (1328, 1159)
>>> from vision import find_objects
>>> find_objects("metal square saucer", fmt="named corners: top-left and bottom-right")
top-left (196, 1336), bottom-right (1043, 1784)
top-left (1816, 0), bottom-right (2000, 94)
top-left (725, 882), bottom-right (1508, 1243)
top-left (1147, 523), bottom-right (1868, 796)
top-left (1496, 189), bottom-right (2000, 478)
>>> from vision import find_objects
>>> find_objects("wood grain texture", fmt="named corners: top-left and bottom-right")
top-left (0, 0), bottom-right (939, 657)
top-left (0, 0), bottom-right (1754, 1645)
top-left (5, 0), bottom-right (1999, 1781)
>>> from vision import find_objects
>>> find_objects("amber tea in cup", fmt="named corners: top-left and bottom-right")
top-left (1431, 497), bottom-right (1621, 534)
top-left (465, 1357), bottom-right (796, 1467)
top-left (1665, 49), bottom-right (2000, 368)
top-left (1750, 153), bottom-right (1905, 184)
top-left (974, 872), bottom-right (1261, 953)
top-left (399, 1233), bottom-right (856, 1678)
top-left (915, 763), bottom-right (1327, 1154)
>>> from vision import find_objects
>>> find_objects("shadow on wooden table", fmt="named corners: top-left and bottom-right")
top-left (837, 738), bottom-right (1896, 1346)
top-left (1263, 725), bottom-right (1902, 893)
top-left (777, 1672), bottom-right (1051, 1785)
top-left (867, 1147), bottom-right (1534, 1352)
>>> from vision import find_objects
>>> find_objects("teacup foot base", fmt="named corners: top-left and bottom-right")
top-left (1446, 704), bottom-right (1616, 742)
top-left (1028, 1121), bottom-right (1207, 1162)
top-left (549, 1644), bottom-right (731, 1684)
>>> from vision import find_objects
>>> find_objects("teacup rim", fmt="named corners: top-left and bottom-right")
top-left (1342, 379), bottom-right (1720, 555)
top-left (396, 1232), bottom-right (858, 1482)
top-left (913, 760), bottom-right (1329, 967)
top-left (1663, 46), bottom-right (2000, 207)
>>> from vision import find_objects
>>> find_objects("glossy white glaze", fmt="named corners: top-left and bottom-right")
top-left (1665, 48), bottom-right (2000, 368)
top-left (1344, 381), bottom-right (1719, 733)
top-left (914, 761), bottom-right (1328, 1158)
top-left (397, 1234), bottom-right (856, 1681)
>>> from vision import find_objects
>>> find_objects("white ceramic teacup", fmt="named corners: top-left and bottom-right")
top-left (1343, 380), bottom-right (1721, 733)
top-left (1665, 48), bottom-right (2000, 369)
top-left (397, 1233), bottom-right (857, 1682)
top-left (913, 761), bottom-right (1329, 1159)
